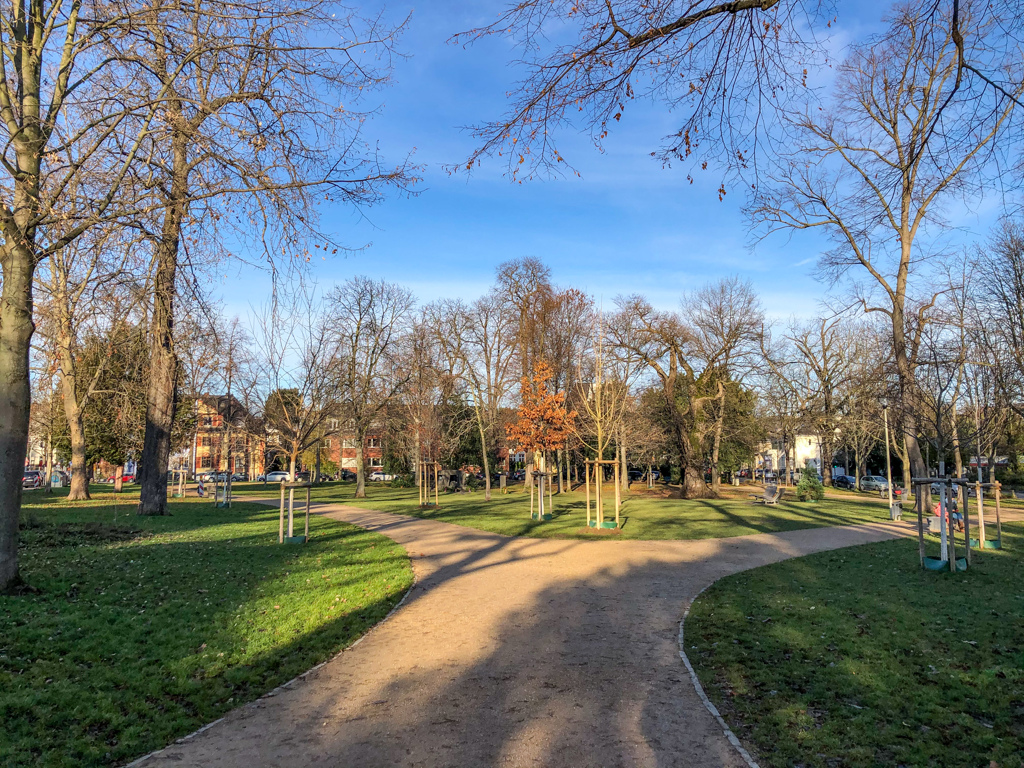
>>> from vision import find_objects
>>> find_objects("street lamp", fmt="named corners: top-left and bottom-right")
top-left (881, 399), bottom-right (897, 519)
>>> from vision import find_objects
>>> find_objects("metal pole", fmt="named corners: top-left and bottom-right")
top-left (305, 486), bottom-right (310, 540)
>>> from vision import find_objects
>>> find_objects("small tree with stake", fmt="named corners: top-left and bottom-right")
top-left (506, 361), bottom-right (575, 520)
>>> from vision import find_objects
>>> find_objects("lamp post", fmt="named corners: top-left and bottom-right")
top-left (882, 399), bottom-right (896, 518)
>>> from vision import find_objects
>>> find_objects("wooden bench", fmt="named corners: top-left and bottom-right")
top-left (750, 484), bottom-right (783, 505)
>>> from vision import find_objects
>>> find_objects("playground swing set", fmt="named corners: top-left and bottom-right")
top-left (909, 477), bottom-right (1004, 573)
top-left (584, 458), bottom-right (621, 529)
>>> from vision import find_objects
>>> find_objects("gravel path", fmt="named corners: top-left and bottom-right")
top-left (133, 504), bottom-right (913, 768)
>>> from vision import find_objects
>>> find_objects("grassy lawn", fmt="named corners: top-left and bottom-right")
top-left (232, 481), bottom-right (895, 540)
top-left (686, 525), bottom-right (1024, 768)
top-left (2, 487), bottom-right (412, 768)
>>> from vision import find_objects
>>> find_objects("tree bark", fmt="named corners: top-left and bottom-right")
top-left (0, 220), bottom-right (38, 592)
top-left (59, 366), bottom-right (91, 501)
top-left (951, 401), bottom-right (964, 478)
top-left (710, 386), bottom-right (724, 496)
top-left (355, 438), bottom-right (366, 498)
top-left (138, 136), bottom-right (187, 516)
top-left (114, 466), bottom-right (124, 493)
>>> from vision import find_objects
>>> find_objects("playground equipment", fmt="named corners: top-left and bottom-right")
top-left (278, 480), bottom-right (312, 544)
top-left (585, 458), bottom-right (621, 529)
top-left (418, 460), bottom-right (439, 507)
top-left (170, 469), bottom-right (187, 498)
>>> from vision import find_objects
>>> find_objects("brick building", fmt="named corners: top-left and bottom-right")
top-left (192, 395), bottom-right (265, 478)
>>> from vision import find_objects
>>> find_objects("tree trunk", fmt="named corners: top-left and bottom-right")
top-left (114, 466), bottom-right (124, 493)
top-left (60, 371), bottom-right (91, 501)
top-left (820, 434), bottom-right (834, 486)
top-left (355, 439), bottom-right (366, 498)
top-left (711, 390), bottom-right (724, 496)
top-left (138, 134), bottom-right (188, 516)
top-left (44, 430), bottom-right (53, 494)
top-left (951, 402), bottom-right (964, 478)
top-left (0, 239), bottom-right (35, 591)
top-left (289, 450), bottom-right (297, 480)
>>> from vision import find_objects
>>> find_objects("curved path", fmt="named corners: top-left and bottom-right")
top-left (134, 504), bottom-right (912, 768)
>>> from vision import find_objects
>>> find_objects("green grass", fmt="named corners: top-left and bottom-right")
top-left (232, 481), bottom-right (895, 540)
top-left (686, 525), bottom-right (1024, 767)
top-left (2, 486), bottom-right (412, 768)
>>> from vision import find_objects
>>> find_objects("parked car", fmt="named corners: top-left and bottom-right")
top-left (22, 470), bottom-right (42, 489)
top-left (369, 470), bottom-right (395, 482)
top-left (120, 473), bottom-right (136, 484)
top-left (231, 473), bottom-right (246, 482)
top-left (339, 469), bottom-right (356, 481)
top-left (833, 474), bottom-right (856, 490)
top-left (264, 470), bottom-right (289, 483)
top-left (860, 475), bottom-right (890, 492)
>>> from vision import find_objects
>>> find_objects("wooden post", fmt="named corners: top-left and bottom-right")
top-left (614, 461), bottom-right (621, 528)
top-left (963, 482), bottom-right (971, 567)
top-left (279, 482), bottom-right (286, 544)
top-left (434, 463), bottom-right (439, 507)
top-left (305, 485), bottom-right (311, 540)
top-left (585, 460), bottom-right (591, 528)
top-left (548, 467), bottom-right (553, 518)
top-left (596, 462), bottom-right (603, 527)
top-left (916, 482), bottom-right (925, 569)
top-left (530, 469), bottom-right (535, 519)
top-left (995, 481), bottom-right (1003, 547)
top-left (946, 482), bottom-right (956, 572)
top-left (976, 480), bottom-right (986, 547)
top-left (288, 486), bottom-right (295, 539)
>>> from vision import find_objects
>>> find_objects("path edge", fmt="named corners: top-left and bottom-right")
top-left (122, 534), bottom-right (419, 768)
top-left (677, 583), bottom-right (761, 768)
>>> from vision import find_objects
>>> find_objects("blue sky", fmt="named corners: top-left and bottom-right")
top-left (218, 1), bottom-right (1002, 321)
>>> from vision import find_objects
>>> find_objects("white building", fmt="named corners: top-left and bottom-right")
top-left (756, 434), bottom-right (822, 475)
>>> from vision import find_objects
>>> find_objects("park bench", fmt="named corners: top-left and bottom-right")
top-left (750, 484), bottom-right (783, 505)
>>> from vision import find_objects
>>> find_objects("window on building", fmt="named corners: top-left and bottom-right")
top-left (200, 456), bottom-right (212, 468)
top-left (342, 438), bottom-right (357, 449)
top-left (367, 437), bottom-right (380, 448)
top-left (200, 436), bottom-right (212, 447)
top-left (324, 438), bottom-right (333, 449)
top-left (369, 457), bottom-right (383, 468)
top-left (202, 416), bottom-right (213, 427)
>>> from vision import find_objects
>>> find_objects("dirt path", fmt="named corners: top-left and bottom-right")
top-left (133, 505), bottom-right (914, 768)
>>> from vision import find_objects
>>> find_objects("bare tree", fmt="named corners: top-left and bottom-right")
top-left (425, 293), bottom-right (516, 500)
top-left (251, 288), bottom-right (342, 481)
top-left (329, 277), bottom-right (415, 498)
top-left (456, 0), bottom-right (825, 177)
top-left (751, 5), bottom-right (1023, 485)
top-left (125, 0), bottom-right (416, 515)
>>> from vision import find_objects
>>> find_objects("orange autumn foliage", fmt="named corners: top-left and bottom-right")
top-left (506, 361), bottom-right (576, 455)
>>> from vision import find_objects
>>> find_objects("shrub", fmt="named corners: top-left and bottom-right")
top-left (796, 463), bottom-right (825, 502)
top-left (390, 474), bottom-right (414, 488)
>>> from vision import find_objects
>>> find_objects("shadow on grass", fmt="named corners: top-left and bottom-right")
top-left (2, 494), bottom-right (412, 768)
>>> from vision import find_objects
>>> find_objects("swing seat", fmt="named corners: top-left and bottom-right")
top-left (969, 539), bottom-right (1002, 550)
top-left (923, 556), bottom-right (968, 572)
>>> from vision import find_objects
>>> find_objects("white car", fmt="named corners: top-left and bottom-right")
top-left (369, 470), bottom-right (394, 482)
top-left (265, 470), bottom-right (290, 483)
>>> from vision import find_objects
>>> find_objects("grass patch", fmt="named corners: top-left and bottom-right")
top-left (232, 481), bottom-right (894, 540)
top-left (686, 525), bottom-right (1024, 767)
top-left (2, 486), bottom-right (412, 768)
